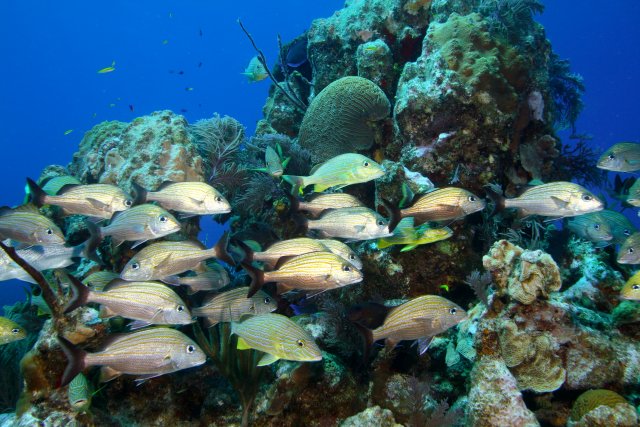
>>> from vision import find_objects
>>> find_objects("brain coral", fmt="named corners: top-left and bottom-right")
top-left (570, 389), bottom-right (627, 421)
top-left (298, 76), bottom-right (390, 163)
top-left (483, 240), bottom-right (562, 305)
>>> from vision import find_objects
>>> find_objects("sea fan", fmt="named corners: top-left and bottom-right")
top-left (464, 269), bottom-right (492, 306)
top-left (189, 114), bottom-right (245, 180)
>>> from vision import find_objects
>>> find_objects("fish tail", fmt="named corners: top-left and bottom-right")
top-left (231, 238), bottom-right (254, 263)
top-left (353, 324), bottom-right (373, 362)
top-left (291, 213), bottom-right (309, 235)
top-left (131, 181), bottom-right (148, 206)
top-left (64, 275), bottom-right (91, 314)
top-left (484, 185), bottom-right (506, 212)
top-left (85, 221), bottom-right (103, 254)
top-left (213, 231), bottom-right (235, 266)
top-left (241, 262), bottom-right (265, 298)
top-left (25, 177), bottom-right (48, 207)
top-left (282, 175), bottom-right (305, 195)
top-left (76, 238), bottom-right (101, 265)
top-left (57, 335), bottom-right (88, 388)
top-left (380, 198), bottom-right (401, 233)
top-left (284, 192), bottom-right (300, 216)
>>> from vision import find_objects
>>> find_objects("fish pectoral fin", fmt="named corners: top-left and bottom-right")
top-left (99, 366), bottom-right (122, 383)
top-left (187, 196), bottom-right (204, 206)
top-left (400, 244), bottom-right (418, 252)
top-left (134, 373), bottom-right (163, 386)
top-left (550, 196), bottom-right (569, 209)
top-left (86, 198), bottom-right (109, 211)
top-left (130, 239), bottom-right (149, 249)
top-left (276, 283), bottom-right (294, 295)
top-left (354, 225), bottom-right (366, 233)
top-left (416, 337), bottom-right (434, 356)
top-left (178, 213), bottom-right (197, 220)
top-left (128, 320), bottom-right (152, 330)
top-left (384, 338), bottom-right (399, 351)
top-left (257, 353), bottom-right (280, 366)
top-left (236, 337), bottom-right (252, 350)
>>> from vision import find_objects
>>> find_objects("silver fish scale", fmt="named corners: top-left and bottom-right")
top-left (129, 241), bottom-right (217, 277)
top-left (265, 251), bottom-right (359, 290)
top-left (46, 184), bottom-right (129, 218)
top-left (308, 207), bottom-right (386, 238)
top-left (193, 287), bottom-right (274, 324)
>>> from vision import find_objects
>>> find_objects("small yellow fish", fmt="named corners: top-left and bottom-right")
top-left (377, 217), bottom-right (453, 251)
top-left (162, 39), bottom-right (169, 45)
top-left (440, 284), bottom-right (450, 292)
top-left (63, 129), bottom-right (73, 135)
top-left (97, 61), bottom-right (116, 74)
top-left (109, 103), bottom-right (116, 108)
top-left (242, 56), bottom-right (268, 82)
top-left (620, 271), bottom-right (640, 300)
top-left (0, 317), bottom-right (26, 345)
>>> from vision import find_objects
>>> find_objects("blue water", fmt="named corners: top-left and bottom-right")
top-left (0, 1), bottom-right (638, 307)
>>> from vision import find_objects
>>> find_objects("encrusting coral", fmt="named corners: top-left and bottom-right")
top-left (568, 389), bottom-right (637, 427)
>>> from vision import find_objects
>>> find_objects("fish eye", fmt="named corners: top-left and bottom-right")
top-left (349, 254), bottom-right (355, 260)
top-left (176, 305), bottom-right (185, 312)
top-left (46, 228), bottom-right (53, 235)
top-left (159, 215), bottom-right (168, 223)
top-left (263, 297), bottom-right (271, 304)
top-left (633, 285), bottom-right (640, 290)
top-left (215, 196), bottom-right (222, 202)
top-left (449, 308), bottom-right (457, 315)
top-left (124, 199), bottom-right (133, 207)
top-left (594, 224), bottom-right (600, 230)
top-left (342, 265), bottom-right (351, 272)
top-left (363, 161), bottom-right (370, 167)
top-left (581, 194), bottom-right (593, 201)
top-left (608, 154), bottom-right (615, 160)
top-left (11, 328), bottom-right (20, 335)
top-left (468, 196), bottom-right (476, 202)
top-left (629, 248), bottom-right (635, 254)
top-left (186, 345), bottom-right (196, 354)
top-left (624, 229), bottom-right (632, 236)
top-left (296, 339), bottom-right (305, 347)
top-left (131, 263), bottom-right (140, 270)
top-left (377, 220), bottom-right (385, 226)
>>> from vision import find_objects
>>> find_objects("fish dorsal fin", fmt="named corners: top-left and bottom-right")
top-left (309, 162), bottom-right (324, 176)
top-left (95, 332), bottom-right (129, 352)
top-left (103, 278), bottom-right (132, 292)
top-left (57, 184), bottom-right (81, 195)
top-left (157, 181), bottom-right (176, 191)
top-left (238, 313), bottom-right (253, 323)
top-left (273, 255), bottom-right (297, 270)
top-left (257, 353), bottom-right (279, 366)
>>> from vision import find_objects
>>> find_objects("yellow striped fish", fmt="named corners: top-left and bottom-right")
top-left (317, 239), bottom-right (362, 269)
top-left (294, 193), bottom-right (364, 217)
top-left (83, 271), bottom-right (120, 292)
top-left (377, 218), bottom-right (453, 251)
top-left (598, 209), bottom-right (637, 244)
top-left (27, 178), bottom-right (132, 219)
top-left (163, 262), bottom-right (230, 294)
top-left (88, 204), bottom-right (180, 248)
top-left (243, 251), bottom-right (363, 297)
top-left (566, 212), bottom-right (613, 245)
top-left (620, 271), bottom-right (640, 300)
top-left (193, 287), bottom-right (276, 326)
top-left (132, 181), bottom-right (230, 217)
top-left (0, 206), bottom-right (65, 245)
top-left (0, 317), bottom-right (26, 345)
top-left (618, 232), bottom-right (640, 264)
top-left (68, 373), bottom-right (92, 413)
top-left (64, 275), bottom-right (193, 328)
top-left (232, 313), bottom-right (322, 365)
top-left (395, 187), bottom-right (485, 227)
top-left (363, 295), bottom-right (467, 354)
top-left (120, 233), bottom-right (233, 281)
top-left (303, 207), bottom-right (393, 240)
top-left (597, 142), bottom-right (640, 172)
top-left (490, 181), bottom-right (602, 218)
top-left (283, 153), bottom-right (385, 193)
top-left (239, 237), bottom-right (329, 266)
top-left (57, 327), bottom-right (206, 386)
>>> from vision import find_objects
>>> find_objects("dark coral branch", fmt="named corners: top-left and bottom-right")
top-left (237, 19), bottom-right (307, 112)
top-left (277, 33), bottom-right (308, 109)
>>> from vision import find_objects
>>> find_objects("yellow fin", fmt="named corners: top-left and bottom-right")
top-left (236, 337), bottom-right (251, 350)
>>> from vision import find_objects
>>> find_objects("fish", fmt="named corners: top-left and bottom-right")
top-left (566, 212), bottom-right (614, 245)
top-left (82, 271), bottom-right (120, 292)
top-left (598, 209), bottom-right (637, 244)
top-left (285, 38), bottom-right (308, 68)
top-left (162, 262), bottom-right (230, 294)
top-left (41, 176), bottom-right (82, 196)
top-left (237, 237), bottom-right (331, 267)
top-left (57, 327), bottom-right (206, 386)
top-left (617, 232), bottom-right (640, 264)
top-left (488, 182), bottom-right (603, 219)
top-left (389, 187), bottom-right (485, 229)
top-left (120, 233), bottom-right (233, 281)
top-left (185, 87), bottom-right (194, 91)
top-left (300, 207), bottom-right (393, 241)
top-left (192, 287), bottom-right (277, 326)
top-left (65, 276), bottom-right (193, 329)
top-left (283, 153), bottom-right (385, 194)
top-left (620, 271), bottom-right (640, 300)
top-left (129, 104), bottom-right (134, 112)
top-left (68, 373), bottom-right (92, 413)
top-left (64, 129), bottom-right (74, 135)
top-left (243, 251), bottom-right (363, 297)
top-left (231, 313), bottom-right (322, 365)
top-left (97, 61), bottom-right (116, 74)
top-left (291, 193), bottom-right (365, 217)
top-left (27, 178), bottom-right (133, 219)
top-left (0, 317), bottom-right (26, 345)
top-left (359, 295), bottom-right (467, 354)
top-left (87, 204), bottom-right (181, 248)
top-left (316, 239), bottom-right (362, 269)
top-left (0, 206), bottom-right (65, 245)
top-left (252, 146), bottom-right (289, 178)
top-left (131, 181), bottom-right (230, 217)
top-left (597, 142), bottom-right (640, 172)
top-left (624, 178), bottom-right (640, 207)
top-left (242, 56), bottom-right (269, 82)
top-left (162, 39), bottom-right (169, 45)
top-left (377, 218), bottom-right (453, 252)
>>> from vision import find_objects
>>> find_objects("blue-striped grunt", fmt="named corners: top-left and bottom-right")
top-left (566, 212), bottom-right (614, 245)
top-left (597, 142), bottom-right (640, 172)
top-left (132, 181), bottom-right (230, 217)
top-left (0, 206), bottom-right (65, 245)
